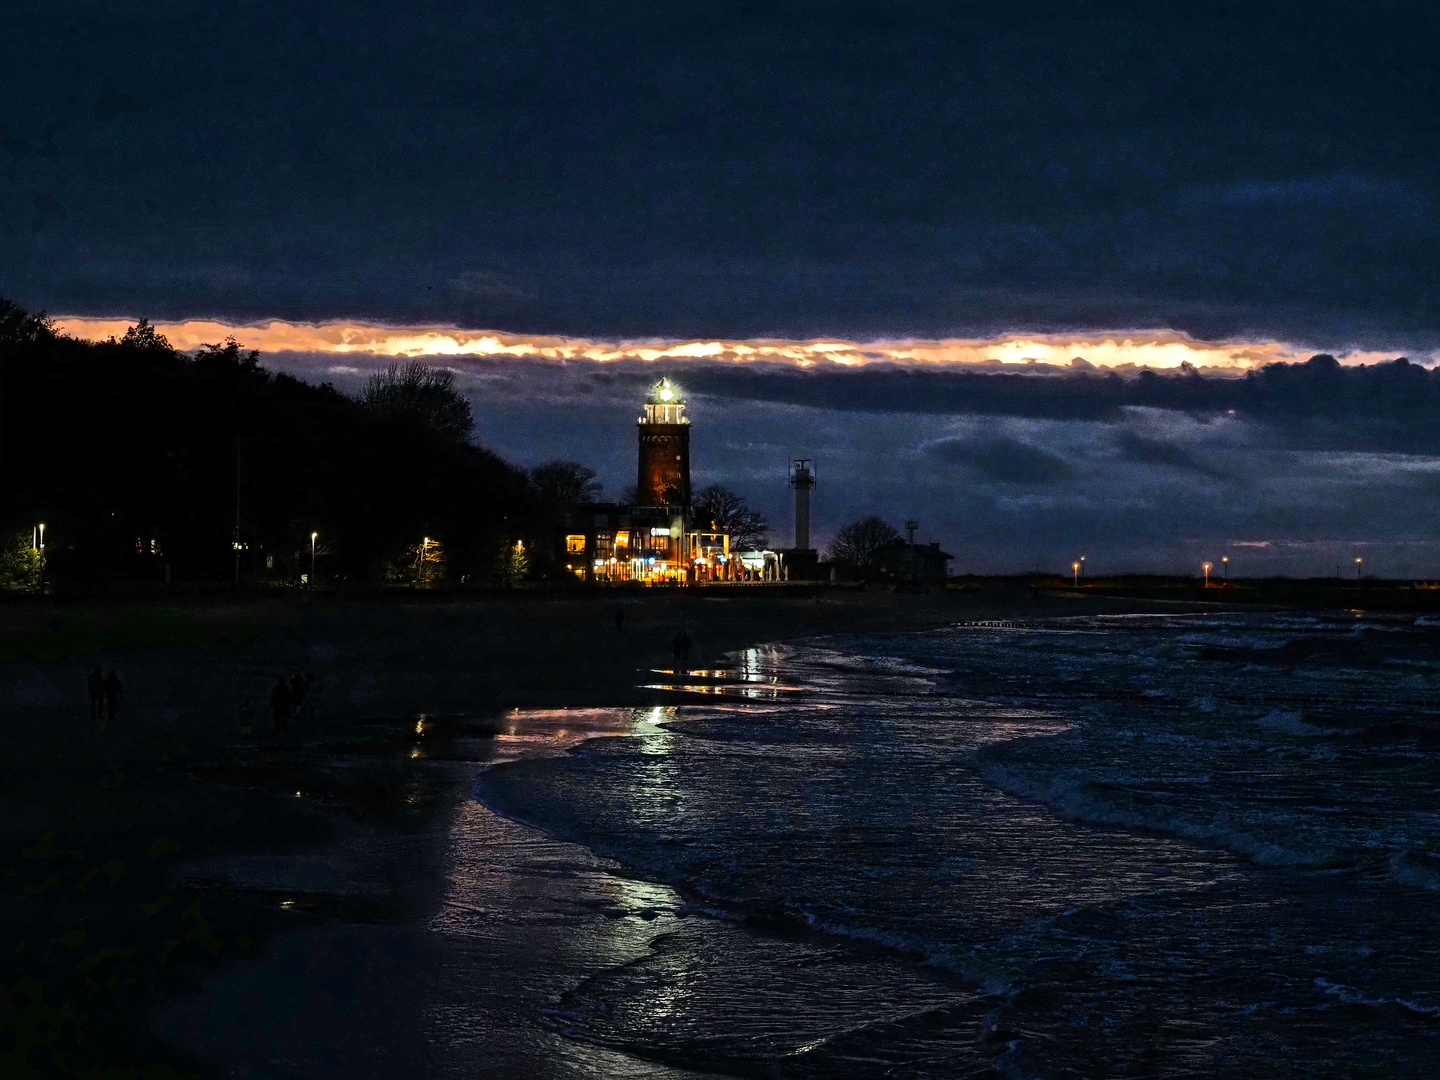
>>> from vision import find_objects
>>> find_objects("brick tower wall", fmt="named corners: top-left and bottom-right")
top-left (637, 423), bottom-right (691, 506)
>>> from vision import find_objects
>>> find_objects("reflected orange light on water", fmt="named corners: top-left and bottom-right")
top-left (48, 318), bottom-right (1426, 371)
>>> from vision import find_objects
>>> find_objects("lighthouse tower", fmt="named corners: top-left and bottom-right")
top-left (784, 458), bottom-right (820, 580)
top-left (636, 379), bottom-right (691, 506)
top-left (790, 459), bottom-right (815, 550)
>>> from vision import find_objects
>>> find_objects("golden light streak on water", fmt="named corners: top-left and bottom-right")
top-left (48, 317), bottom-right (1427, 370)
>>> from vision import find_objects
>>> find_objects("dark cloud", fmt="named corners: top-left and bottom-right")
top-left (275, 348), bottom-right (1440, 453)
top-left (92, 79), bottom-right (147, 124)
top-left (536, 356), bottom-right (1440, 453)
top-left (1111, 431), bottom-right (1228, 479)
top-left (0, 2), bottom-right (1436, 345)
top-left (923, 435), bottom-right (1073, 486)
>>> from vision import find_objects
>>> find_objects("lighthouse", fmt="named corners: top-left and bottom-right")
top-left (636, 378), bottom-right (691, 506)
top-left (783, 458), bottom-right (820, 580)
top-left (557, 378), bottom-right (735, 584)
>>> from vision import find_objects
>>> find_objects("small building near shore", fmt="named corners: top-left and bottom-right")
top-left (873, 539), bottom-right (954, 585)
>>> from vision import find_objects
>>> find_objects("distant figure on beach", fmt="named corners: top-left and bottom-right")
top-left (103, 670), bottom-right (123, 721)
top-left (615, 607), bottom-right (625, 632)
top-left (271, 677), bottom-right (290, 732)
top-left (239, 699), bottom-right (254, 740)
top-left (673, 629), bottom-right (691, 671)
top-left (289, 674), bottom-right (307, 720)
top-left (87, 667), bottom-right (104, 720)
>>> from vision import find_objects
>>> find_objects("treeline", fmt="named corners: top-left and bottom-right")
top-left (0, 301), bottom-right (542, 586)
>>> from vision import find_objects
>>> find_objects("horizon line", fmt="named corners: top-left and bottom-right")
top-left (48, 317), bottom-right (1438, 372)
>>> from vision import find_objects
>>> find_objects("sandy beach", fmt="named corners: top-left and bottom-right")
top-left (0, 586), bottom-right (1198, 1077)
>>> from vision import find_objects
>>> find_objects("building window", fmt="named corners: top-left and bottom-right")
top-left (565, 534), bottom-right (586, 554)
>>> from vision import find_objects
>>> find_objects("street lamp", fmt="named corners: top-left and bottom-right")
top-left (1356, 556), bottom-right (1363, 580)
top-left (1080, 555), bottom-right (1085, 579)
top-left (311, 532), bottom-right (318, 586)
top-left (1203, 561), bottom-right (1212, 586)
top-left (1221, 555), bottom-right (1228, 582)
top-left (1072, 561), bottom-right (1080, 586)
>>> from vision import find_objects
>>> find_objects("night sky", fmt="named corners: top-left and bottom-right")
top-left (7, 2), bottom-right (1440, 573)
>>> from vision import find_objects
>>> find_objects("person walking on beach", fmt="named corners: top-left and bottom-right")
top-left (289, 674), bottom-right (307, 722)
top-left (673, 629), bottom-right (691, 671)
top-left (87, 668), bottom-right (104, 721)
top-left (103, 670), bottom-right (123, 721)
top-left (271, 677), bottom-right (291, 733)
top-left (615, 607), bottom-right (625, 632)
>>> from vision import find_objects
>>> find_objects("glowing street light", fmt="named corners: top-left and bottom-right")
top-left (1203, 561), bottom-right (1212, 586)
top-left (1072, 561), bottom-right (1080, 587)
top-left (311, 531), bottom-right (318, 586)
top-left (33, 523), bottom-right (44, 551)
top-left (1356, 556), bottom-right (1363, 580)
top-left (1222, 555), bottom-right (1228, 582)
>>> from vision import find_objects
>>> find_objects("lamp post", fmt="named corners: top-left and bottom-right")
top-left (1203, 561), bottom-right (1212, 586)
top-left (1072, 561), bottom-right (1080, 587)
top-left (1079, 555), bottom-right (1085, 580)
top-left (1356, 556), bottom-right (1363, 580)
top-left (1221, 555), bottom-right (1228, 582)
top-left (311, 532), bottom-right (318, 587)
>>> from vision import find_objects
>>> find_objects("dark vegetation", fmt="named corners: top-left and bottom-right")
top-left (692, 483), bottom-right (767, 549)
top-left (0, 301), bottom-right (534, 586)
top-left (826, 514), bottom-right (902, 570)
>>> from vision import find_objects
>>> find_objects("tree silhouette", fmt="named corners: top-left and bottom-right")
top-left (692, 483), bottom-right (767, 549)
top-left (0, 298), bottom-right (528, 586)
top-left (359, 362), bottom-right (474, 443)
top-left (827, 515), bottom-right (901, 568)
top-left (493, 539), bottom-right (529, 587)
top-left (384, 537), bottom-right (448, 587)
top-left (530, 460), bottom-right (602, 505)
top-left (195, 336), bottom-right (261, 375)
top-left (0, 529), bottom-right (43, 589)
top-left (118, 319), bottom-right (172, 353)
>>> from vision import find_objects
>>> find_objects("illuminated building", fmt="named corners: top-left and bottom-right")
top-left (560, 380), bottom-right (735, 585)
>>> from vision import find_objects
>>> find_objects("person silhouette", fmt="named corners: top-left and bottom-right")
top-left (615, 607), bottom-right (625, 632)
top-left (289, 674), bottom-right (307, 722)
top-left (87, 668), bottom-right (104, 721)
top-left (103, 670), bottom-right (123, 721)
top-left (271, 677), bottom-right (291, 733)
top-left (672, 629), bottom-right (691, 672)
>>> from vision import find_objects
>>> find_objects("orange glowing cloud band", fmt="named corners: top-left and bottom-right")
top-left (48, 318), bottom-right (1426, 371)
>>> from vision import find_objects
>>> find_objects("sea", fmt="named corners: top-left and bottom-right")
top-left (432, 610), bottom-right (1440, 1078)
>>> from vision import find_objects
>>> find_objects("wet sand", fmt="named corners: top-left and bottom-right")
top-left (0, 587), bottom-right (1188, 1077)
